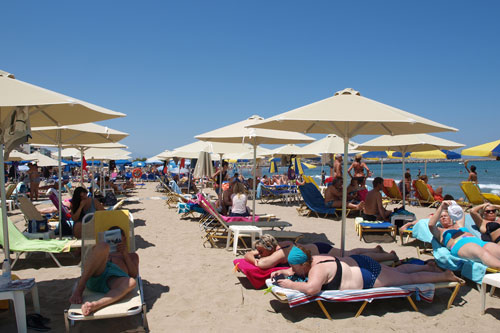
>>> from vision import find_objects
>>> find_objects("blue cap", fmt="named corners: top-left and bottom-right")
top-left (288, 246), bottom-right (308, 265)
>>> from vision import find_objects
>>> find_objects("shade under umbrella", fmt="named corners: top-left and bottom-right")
top-left (196, 115), bottom-right (314, 221)
top-left (249, 88), bottom-right (457, 254)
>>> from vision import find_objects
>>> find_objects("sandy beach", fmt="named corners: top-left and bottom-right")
top-left (1, 182), bottom-right (499, 332)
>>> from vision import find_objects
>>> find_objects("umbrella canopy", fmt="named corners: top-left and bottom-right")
top-left (223, 146), bottom-right (272, 161)
top-left (164, 141), bottom-right (253, 160)
top-left (29, 123), bottom-right (128, 146)
top-left (261, 144), bottom-right (319, 159)
top-left (196, 115), bottom-right (314, 221)
top-left (461, 140), bottom-right (500, 158)
top-left (6, 150), bottom-right (33, 162)
top-left (0, 71), bottom-right (125, 126)
top-left (59, 146), bottom-right (130, 159)
top-left (249, 88), bottom-right (457, 254)
top-left (193, 151), bottom-right (214, 193)
top-left (301, 134), bottom-right (360, 155)
top-left (358, 133), bottom-right (464, 209)
top-left (25, 151), bottom-right (66, 167)
top-left (409, 149), bottom-right (461, 160)
top-left (0, 70), bottom-right (126, 261)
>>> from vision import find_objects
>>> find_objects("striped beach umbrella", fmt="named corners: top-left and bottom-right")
top-left (462, 140), bottom-right (500, 158)
top-left (410, 149), bottom-right (461, 174)
top-left (292, 157), bottom-right (316, 175)
top-left (269, 159), bottom-right (279, 174)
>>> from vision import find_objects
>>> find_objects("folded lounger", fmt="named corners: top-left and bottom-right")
top-left (64, 210), bottom-right (148, 332)
top-left (265, 278), bottom-right (462, 319)
top-left (0, 213), bottom-right (78, 268)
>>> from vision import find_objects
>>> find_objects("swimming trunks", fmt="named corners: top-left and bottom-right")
top-left (362, 213), bottom-right (378, 221)
top-left (325, 201), bottom-right (335, 208)
top-left (450, 237), bottom-right (488, 257)
top-left (320, 257), bottom-right (342, 290)
top-left (314, 242), bottom-right (333, 254)
top-left (86, 261), bottom-right (129, 293)
top-left (350, 255), bottom-right (381, 289)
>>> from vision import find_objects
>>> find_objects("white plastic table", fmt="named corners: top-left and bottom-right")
top-left (481, 273), bottom-right (500, 314)
top-left (226, 225), bottom-right (262, 254)
top-left (0, 278), bottom-right (40, 333)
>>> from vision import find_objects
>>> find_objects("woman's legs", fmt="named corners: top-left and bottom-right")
top-left (458, 243), bottom-right (500, 269)
top-left (374, 265), bottom-right (459, 288)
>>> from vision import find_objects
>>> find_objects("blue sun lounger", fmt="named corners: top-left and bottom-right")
top-left (297, 183), bottom-right (336, 218)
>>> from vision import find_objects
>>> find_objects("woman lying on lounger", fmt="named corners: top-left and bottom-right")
top-left (270, 244), bottom-right (460, 294)
top-left (244, 235), bottom-right (398, 269)
top-left (429, 201), bottom-right (500, 269)
top-left (470, 203), bottom-right (500, 244)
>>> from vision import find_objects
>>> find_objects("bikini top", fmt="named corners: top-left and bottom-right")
top-left (319, 257), bottom-right (342, 290)
top-left (442, 227), bottom-right (469, 245)
top-left (486, 221), bottom-right (500, 234)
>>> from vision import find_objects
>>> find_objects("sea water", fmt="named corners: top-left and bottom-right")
top-left (237, 160), bottom-right (500, 200)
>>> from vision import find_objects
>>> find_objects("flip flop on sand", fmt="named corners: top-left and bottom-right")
top-left (26, 313), bottom-right (51, 332)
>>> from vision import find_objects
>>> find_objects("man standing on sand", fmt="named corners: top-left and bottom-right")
top-left (69, 227), bottom-right (139, 316)
top-left (363, 177), bottom-right (392, 221)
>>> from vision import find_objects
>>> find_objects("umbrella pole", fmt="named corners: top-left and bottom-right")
top-left (58, 141), bottom-right (63, 239)
top-left (0, 143), bottom-right (11, 261)
top-left (381, 158), bottom-right (383, 177)
top-left (341, 136), bottom-right (348, 256)
top-left (424, 160), bottom-right (427, 175)
top-left (402, 152), bottom-right (406, 210)
top-left (80, 148), bottom-right (84, 186)
top-left (252, 140), bottom-right (257, 222)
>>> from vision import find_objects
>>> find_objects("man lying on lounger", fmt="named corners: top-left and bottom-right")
top-left (270, 244), bottom-right (460, 295)
top-left (69, 227), bottom-right (139, 316)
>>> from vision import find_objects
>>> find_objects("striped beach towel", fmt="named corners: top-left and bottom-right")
top-left (265, 279), bottom-right (435, 307)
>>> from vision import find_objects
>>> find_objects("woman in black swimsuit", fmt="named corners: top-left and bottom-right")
top-left (271, 245), bottom-right (460, 294)
top-left (471, 203), bottom-right (500, 243)
top-left (244, 235), bottom-right (398, 269)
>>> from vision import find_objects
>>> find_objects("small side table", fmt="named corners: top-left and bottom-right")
top-left (481, 273), bottom-right (500, 314)
top-left (226, 225), bottom-right (262, 254)
top-left (0, 278), bottom-right (40, 333)
top-left (6, 199), bottom-right (15, 211)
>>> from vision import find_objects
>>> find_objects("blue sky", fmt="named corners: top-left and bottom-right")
top-left (1, 1), bottom-right (499, 158)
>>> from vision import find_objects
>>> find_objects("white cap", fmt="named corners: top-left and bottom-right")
top-left (447, 201), bottom-right (464, 221)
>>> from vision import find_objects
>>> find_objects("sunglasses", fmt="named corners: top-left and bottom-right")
top-left (485, 209), bottom-right (497, 214)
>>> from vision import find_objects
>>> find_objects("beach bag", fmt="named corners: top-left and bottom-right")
top-left (104, 192), bottom-right (118, 206)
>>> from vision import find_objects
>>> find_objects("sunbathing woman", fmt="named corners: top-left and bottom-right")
top-left (244, 235), bottom-right (399, 269)
top-left (429, 201), bottom-right (500, 269)
top-left (270, 244), bottom-right (460, 294)
top-left (470, 203), bottom-right (500, 244)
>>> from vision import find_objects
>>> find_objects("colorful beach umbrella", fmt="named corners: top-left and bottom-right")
top-left (269, 159), bottom-right (279, 174)
top-left (409, 149), bottom-right (461, 174)
top-left (292, 157), bottom-right (316, 175)
top-left (249, 88), bottom-right (457, 254)
top-left (461, 140), bottom-right (500, 158)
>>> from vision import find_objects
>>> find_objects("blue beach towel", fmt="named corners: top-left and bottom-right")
top-left (412, 215), bottom-right (487, 283)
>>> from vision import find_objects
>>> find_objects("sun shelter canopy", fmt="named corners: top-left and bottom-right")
top-left (409, 149), bottom-right (461, 160)
top-left (248, 89), bottom-right (457, 137)
top-left (196, 115), bottom-right (315, 145)
top-left (300, 134), bottom-right (361, 155)
top-left (6, 150), bottom-right (33, 162)
top-left (356, 133), bottom-right (464, 153)
top-left (25, 151), bottom-right (66, 167)
top-left (81, 148), bottom-right (132, 161)
top-left (223, 146), bottom-right (272, 161)
top-left (165, 141), bottom-right (254, 160)
top-left (29, 123), bottom-right (128, 146)
top-left (461, 139), bottom-right (500, 158)
top-left (261, 144), bottom-right (319, 159)
top-left (0, 71), bottom-right (125, 126)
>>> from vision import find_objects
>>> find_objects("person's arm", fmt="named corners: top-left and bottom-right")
top-left (276, 265), bottom-right (324, 295)
top-left (270, 267), bottom-right (293, 279)
top-left (254, 250), bottom-right (286, 269)
top-left (93, 198), bottom-right (105, 211)
top-left (347, 164), bottom-right (354, 178)
top-left (212, 169), bottom-right (220, 182)
top-left (464, 160), bottom-right (471, 173)
top-left (244, 249), bottom-right (259, 265)
top-left (117, 242), bottom-right (139, 278)
top-left (71, 198), bottom-right (89, 221)
top-left (470, 203), bottom-right (487, 232)
top-left (428, 202), bottom-right (446, 241)
top-left (376, 193), bottom-right (389, 218)
top-left (362, 163), bottom-right (370, 176)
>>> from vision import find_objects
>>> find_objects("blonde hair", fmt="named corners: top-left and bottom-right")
top-left (255, 234), bottom-right (278, 251)
top-left (232, 182), bottom-right (246, 197)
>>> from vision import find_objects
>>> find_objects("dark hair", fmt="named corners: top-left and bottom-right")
top-left (105, 176), bottom-right (110, 182)
top-left (108, 225), bottom-right (126, 237)
top-left (373, 177), bottom-right (384, 187)
top-left (404, 172), bottom-right (411, 180)
top-left (443, 194), bottom-right (455, 200)
top-left (71, 186), bottom-right (88, 214)
top-left (222, 161), bottom-right (229, 168)
top-left (470, 165), bottom-right (476, 172)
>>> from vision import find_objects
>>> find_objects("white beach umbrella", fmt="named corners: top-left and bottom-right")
top-left (357, 133), bottom-right (464, 209)
top-left (261, 144), bottom-right (319, 159)
top-left (0, 70), bottom-right (125, 259)
top-left (24, 151), bottom-right (66, 167)
top-left (6, 150), bottom-right (33, 162)
top-left (196, 115), bottom-right (315, 221)
top-left (249, 88), bottom-right (457, 253)
top-left (300, 134), bottom-right (361, 155)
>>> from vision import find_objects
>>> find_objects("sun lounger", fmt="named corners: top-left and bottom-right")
top-left (382, 178), bottom-right (404, 204)
top-left (354, 217), bottom-right (396, 242)
top-left (233, 258), bottom-right (287, 289)
top-left (64, 210), bottom-right (148, 332)
top-left (413, 180), bottom-right (440, 208)
top-left (5, 183), bottom-right (17, 199)
top-left (265, 278), bottom-right (463, 319)
top-left (0, 213), bottom-right (79, 268)
top-left (197, 194), bottom-right (302, 249)
top-left (260, 184), bottom-right (294, 204)
top-left (460, 181), bottom-right (500, 205)
top-left (482, 193), bottom-right (500, 205)
top-left (17, 195), bottom-right (46, 223)
top-left (297, 183), bottom-right (338, 218)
